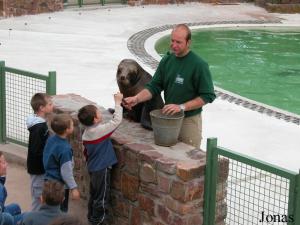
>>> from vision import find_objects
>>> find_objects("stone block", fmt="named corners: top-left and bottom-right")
top-left (130, 207), bottom-right (141, 225)
top-left (264, 2), bottom-right (300, 13)
top-left (140, 162), bottom-right (156, 183)
top-left (170, 178), bottom-right (204, 203)
top-left (176, 160), bottom-right (205, 181)
top-left (165, 196), bottom-right (201, 215)
top-left (141, 183), bottom-right (162, 198)
top-left (156, 157), bottom-right (177, 174)
top-left (186, 149), bottom-right (206, 160)
top-left (186, 178), bottom-right (204, 201)
top-left (139, 150), bottom-right (163, 165)
top-left (216, 182), bottom-right (227, 202)
top-left (114, 145), bottom-right (126, 168)
top-left (218, 158), bottom-right (229, 183)
top-left (111, 131), bottom-right (133, 145)
top-left (153, 221), bottom-right (165, 225)
top-left (124, 143), bottom-right (155, 154)
top-left (112, 199), bottom-right (130, 218)
top-left (125, 150), bottom-right (139, 175)
top-left (215, 200), bottom-right (227, 223)
top-left (138, 194), bottom-right (155, 216)
top-left (187, 214), bottom-right (203, 225)
top-left (170, 214), bottom-right (188, 225)
top-left (121, 173), bottom-right (139, 201)
top-left (157, 173), bottom-right (171, 193)
top-left (170, 180), bottom-right (186, 202)
top-left (113, 217), bottom-right (129, 225)
top-left (157, 204), bottom-right (171, 224)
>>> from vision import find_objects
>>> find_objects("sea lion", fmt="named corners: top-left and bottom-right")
top-left (116, 59), bottom-right (164, 130)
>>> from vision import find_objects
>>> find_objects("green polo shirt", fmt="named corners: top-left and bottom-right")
top-left (146, 51), bottom-right (216, 117)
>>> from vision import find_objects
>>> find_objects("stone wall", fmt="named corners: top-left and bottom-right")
top-left (255, 0), bottom-right (300, 12)
top-left (1, 0), bottom-right (63, 17)
top-left (52, 94), bottom-right (228, 225)
top-left (126, 0), bottom-right (240, 6)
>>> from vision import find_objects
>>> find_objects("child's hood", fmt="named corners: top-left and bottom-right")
top-left (26, 115), bottom-right (46, 129)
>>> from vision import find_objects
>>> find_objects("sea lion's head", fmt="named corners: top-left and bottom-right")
top-left (116, 59), bottom-right (140, 88)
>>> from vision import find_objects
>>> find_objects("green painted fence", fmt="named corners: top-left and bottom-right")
top-left (0, 61), bottom-right (56, 146)
top-left (63, 0), bottom-right (127, 7)
top-left (204, 138), bottom-right (300, 225)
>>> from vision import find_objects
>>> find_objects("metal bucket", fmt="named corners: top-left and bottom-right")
top-left (150, 109), bottom-right (184, 147)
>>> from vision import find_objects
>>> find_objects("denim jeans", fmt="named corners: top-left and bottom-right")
top-left (3, 203), bottom-right (23, 225)
top-left (0, 212), bottom-right (14, 225)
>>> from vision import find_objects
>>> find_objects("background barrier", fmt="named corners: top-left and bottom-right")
top-left (0, 61), bottom-right (56, 146)
top-left (204, 138), bottom-right (300, 225)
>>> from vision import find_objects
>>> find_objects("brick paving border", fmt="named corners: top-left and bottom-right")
top-left (127, 21), bottom-right (300, 125)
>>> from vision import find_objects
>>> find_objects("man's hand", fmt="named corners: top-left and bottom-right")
top-left (123, 96), bottom-right (138, 110)
top-left (162, 104), bottom-right (181, 115)
top-left (71, 188), bottom-right (80, 200)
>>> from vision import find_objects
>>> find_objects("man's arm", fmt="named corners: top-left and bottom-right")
top-left (123, 89), bottom-right (153, 110)
top-left (162, 97), bottom-right (205, 115)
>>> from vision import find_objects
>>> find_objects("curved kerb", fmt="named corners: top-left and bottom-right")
top-left (127, 20), bottom-right (300, 125)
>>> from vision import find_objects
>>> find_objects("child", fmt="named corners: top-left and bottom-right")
top-left (77, 92), bottom-right (123, 225)
top-left (43, 113), bottom-right (80, 213)
top-left (0, 152), bottom-right (23, 225)
top-left (26, 93), bottom-right (53, 211)
top-left (22, 180), bottom-right (65, 225)
top-left (48, 215), bottom-right (86, 225)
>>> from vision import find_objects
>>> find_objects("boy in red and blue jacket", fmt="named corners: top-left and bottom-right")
top-left (78, 92), bottom-right (123, 225)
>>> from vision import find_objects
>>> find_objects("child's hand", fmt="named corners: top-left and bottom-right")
top-left (114, 92), bottom-right (123, 105)
top-left (71, 188), bottom-right (80, 200)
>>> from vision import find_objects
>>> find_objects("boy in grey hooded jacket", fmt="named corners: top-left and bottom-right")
top-left (26, 93), bottom-right (53, 211)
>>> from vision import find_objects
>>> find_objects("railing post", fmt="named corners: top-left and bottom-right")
top-left (0, 61), bottom-right (6, 143)
top-left (47, 71), bottom-right (56, 95)
top-left (204, 137), bottom-right (218, 225)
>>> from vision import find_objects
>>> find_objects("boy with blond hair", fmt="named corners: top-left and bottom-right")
top-left (26, 93), bottom-right (53, 211)
top-left (43, 113), bottom-right (80, 213)
top-left (78, 93), bottom-right (123, 225)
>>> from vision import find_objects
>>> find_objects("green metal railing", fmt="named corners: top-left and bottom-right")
top-left (204, 138), bottom-right (300, 225)
top-left (76, 0), bottom-right (127, 7)
top-left (0, 61), bottom-right (56, 146)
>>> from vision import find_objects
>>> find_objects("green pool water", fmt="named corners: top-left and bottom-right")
top-left (155, 27), bottom-right (300, 115)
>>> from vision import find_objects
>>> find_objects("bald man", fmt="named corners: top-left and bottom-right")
top-left (124, 24), bottom-right (216, 148)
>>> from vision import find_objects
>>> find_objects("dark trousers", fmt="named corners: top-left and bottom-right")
top-left (60, 189), bottom-right (69, 212)
top-left (88, 168), bottom-right (111, 225)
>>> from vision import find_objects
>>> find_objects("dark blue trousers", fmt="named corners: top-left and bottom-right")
top-left (87, 168), bottom-right (111, 225)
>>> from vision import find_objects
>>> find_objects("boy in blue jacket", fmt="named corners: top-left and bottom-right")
top-left (43, 113), bottom-right (80, 212)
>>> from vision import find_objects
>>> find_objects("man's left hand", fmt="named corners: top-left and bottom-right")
top-left (162, 104), bottom-right (181, 115)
